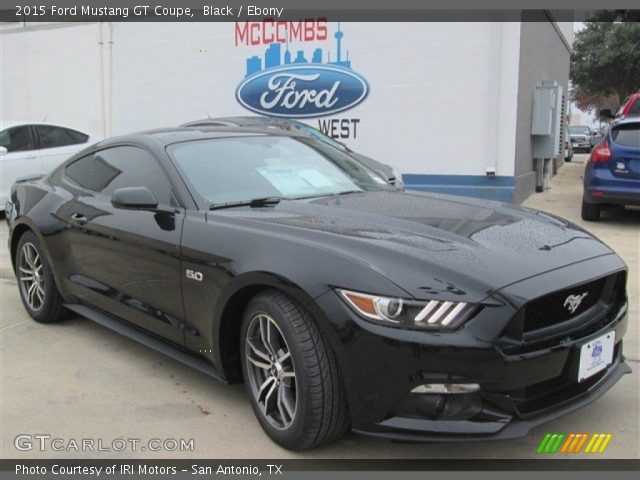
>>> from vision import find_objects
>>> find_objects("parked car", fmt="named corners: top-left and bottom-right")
top-left (7, 126), bottom-right (630, 450)
top-left (582, 117), bottom-right (640, 221)
top-left (599, 93), bottom-right (640, 124)
top-left (0, 121), bottom-right (99, 209)
top-left (564, 125), bottom-right (574, 162)
top-left (564, 139), bottom-right (574, 162)
top-left (616, 93), bottom-right (640, 118)
top-left (569, 125), bottom-right (596, 153)
top-left (180, 116), bottom-right (404, 188)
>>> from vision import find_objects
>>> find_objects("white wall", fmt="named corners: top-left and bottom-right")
top-left (110, 22), bottom-right (521, 177)
top-left (556, 22), bottom-right (575, 47)
top-left (0, 23), bottom-right (103, 136)
top-left (1, 22), bottom-right (522, 178)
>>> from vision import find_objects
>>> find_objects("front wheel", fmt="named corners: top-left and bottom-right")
top-left (16, 231), bottom-right (66, 323)
top-left (240, 290), bottom-right (349, 450)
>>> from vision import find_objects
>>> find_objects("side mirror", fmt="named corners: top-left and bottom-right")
top-left (0, 146), bottom-right (8, 156)
top-left (111, 186), bottom-right (158, 210)
top-left (599, 109), bottom-right (614, 119)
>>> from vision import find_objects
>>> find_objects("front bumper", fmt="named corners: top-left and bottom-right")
top-left (311, 259), bottom-right (630, 441)
top-left (356, 354), bottom-right (630, 442)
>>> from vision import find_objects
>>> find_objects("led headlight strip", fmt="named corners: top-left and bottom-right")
top-left (337, 289), bottom-right (477, 330)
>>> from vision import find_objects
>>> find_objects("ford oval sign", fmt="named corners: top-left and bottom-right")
top-left (236, 65), bottom-right (369, 118)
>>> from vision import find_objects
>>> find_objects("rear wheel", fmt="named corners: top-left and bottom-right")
top-left (240, 290), bottom-right (349, 450)
top-left (16, 231), bottom-right (66, 323)
top-left (581, 198), bottom-right (601, 221)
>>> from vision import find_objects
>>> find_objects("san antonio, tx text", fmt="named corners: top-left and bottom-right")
top-left (17, 464), bottom-right (283, 476)
top-left (19, 5), bottom-right (286, 19)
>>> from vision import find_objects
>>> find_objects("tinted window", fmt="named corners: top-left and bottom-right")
top-left (168, 136), bottom-right (389, 206)
top-left (611, 124), bottom-right (640, 147)
top-left (35, 125), bottom-right (88, 149)
top-left (0, 126), bottom-right (35, 152)
top-left (629, 98), bottom-right (640, 115)
top-left (65, 154), bottom-right (96, 189)
top-left (65, 147), bottom-right (176, 205)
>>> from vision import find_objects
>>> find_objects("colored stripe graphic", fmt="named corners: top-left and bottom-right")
top-left (540, 433), bottom-right (612, 454)
top-left (537, 433), bottom-right (565, 453)
top-left (585, 433), bottom-right (613, 453)
top-left (574, 433), bottom-right (589, 453)
top-left (537, 434), bottom-right (552, 453)
top-left (560, 434), bottom-right (575, 453)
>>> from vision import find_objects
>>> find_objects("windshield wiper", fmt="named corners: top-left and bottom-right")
top-left (209, 196), bottom-right (282, 211)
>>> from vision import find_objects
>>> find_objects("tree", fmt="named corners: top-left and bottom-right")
top-left (570, 19), bottom-right (640, 114)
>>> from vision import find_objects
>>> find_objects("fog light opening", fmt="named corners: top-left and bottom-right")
top-left (411, 383), bottom-right (480, 394)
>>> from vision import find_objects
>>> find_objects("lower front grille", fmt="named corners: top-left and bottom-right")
top-left (511, 343), bottom-right (620, 417)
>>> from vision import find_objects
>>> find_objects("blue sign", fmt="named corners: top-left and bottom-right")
top-left (236, 65), bottom-right (369, 118)
top-left (236, 24), bottom-right (369, 118)
top-left (592, 341), bottom-right (603, 357)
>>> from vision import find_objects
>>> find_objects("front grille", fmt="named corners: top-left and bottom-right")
top-left (500, 303), bottom-right (623, 355)
top-left (523, 276), bottom-right (608, 333)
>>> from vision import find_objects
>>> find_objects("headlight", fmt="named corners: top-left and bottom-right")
top-left (337, 289), bottom-right (478, 330)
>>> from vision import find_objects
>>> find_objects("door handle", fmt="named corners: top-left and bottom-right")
top-left (70, 213), bottom-right (88, 225)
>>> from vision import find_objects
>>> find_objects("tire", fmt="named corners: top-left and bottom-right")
top-left (240, 290), bottom-right (349, 450)
top-left (581, 198), bottom-right (601, 221)
top-left (15, 231), bottom-right (66, 323)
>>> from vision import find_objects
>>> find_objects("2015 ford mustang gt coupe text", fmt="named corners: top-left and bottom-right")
top-left (6, 126), bottom-right (631, 450)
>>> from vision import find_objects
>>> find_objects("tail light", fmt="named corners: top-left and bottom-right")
top-left (591, 141), bottom-right (611, 163)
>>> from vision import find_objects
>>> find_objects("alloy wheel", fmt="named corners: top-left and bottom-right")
top-left (18, 242), bottom-right (45, 311)
top-left (245, 313), bottom-right (297, 430)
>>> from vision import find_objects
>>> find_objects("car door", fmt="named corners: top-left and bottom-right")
top-left (33, 125), bottom-right (90, 172)
top-left (62, 145), bottom-right (186, 345)
top-left (0, 125), bottom-right (42, 204)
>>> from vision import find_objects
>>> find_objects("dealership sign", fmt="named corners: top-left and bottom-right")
top-left (236, 65), bottom-right (368, 118)
top-left (234, 22), bottom-right (369, 119)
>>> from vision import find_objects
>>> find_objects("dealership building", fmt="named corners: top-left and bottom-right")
top-left (1, 17), bottom-right (574, 203)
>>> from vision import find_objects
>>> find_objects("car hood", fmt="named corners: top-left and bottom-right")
top-left (210, 190), bottom-right (614, 302)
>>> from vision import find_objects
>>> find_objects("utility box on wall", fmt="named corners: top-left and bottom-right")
top-left (531, 80), bottom-right (564, 158)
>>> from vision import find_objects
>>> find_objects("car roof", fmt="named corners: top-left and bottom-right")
top-left (92, 125), bottom-right (306, 149)
top-left (611, 116), bottom-right (640, 127)
top-left (0, 120), bottom-right (90, 132)
top-left (181, 116), bottom-right (301, 128)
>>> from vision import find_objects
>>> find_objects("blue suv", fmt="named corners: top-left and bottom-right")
top-left (582, 117), bottom-right (640, 220)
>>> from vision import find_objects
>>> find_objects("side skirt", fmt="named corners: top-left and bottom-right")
top-left (64, 303), bottom-right (226, 383)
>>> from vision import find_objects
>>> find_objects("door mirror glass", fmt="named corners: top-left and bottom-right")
top-left (0, 146), bottom-right (7, 156)
top-left (111, 186), bottom-right (158, 210)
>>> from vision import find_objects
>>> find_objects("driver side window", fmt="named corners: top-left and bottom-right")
top-left (65, 146), bottom-right (178, 206)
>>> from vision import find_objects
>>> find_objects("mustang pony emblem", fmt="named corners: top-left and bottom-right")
top-left (564, 292), bottom-right (588, 313)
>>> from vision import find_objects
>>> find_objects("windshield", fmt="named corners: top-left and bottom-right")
top-left (569, 126), bottom-right (591, 135)
top-left (168, 135), bottom-right (389, 207)
top-left (288, 121), bottom-right (348, 151)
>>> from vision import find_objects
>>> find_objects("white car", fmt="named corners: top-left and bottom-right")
top-left (0, 121), bottom-right (99, 209)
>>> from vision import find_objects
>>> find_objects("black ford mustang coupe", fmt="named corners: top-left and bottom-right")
top-left (6, 126), bottom-right (630, 450)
